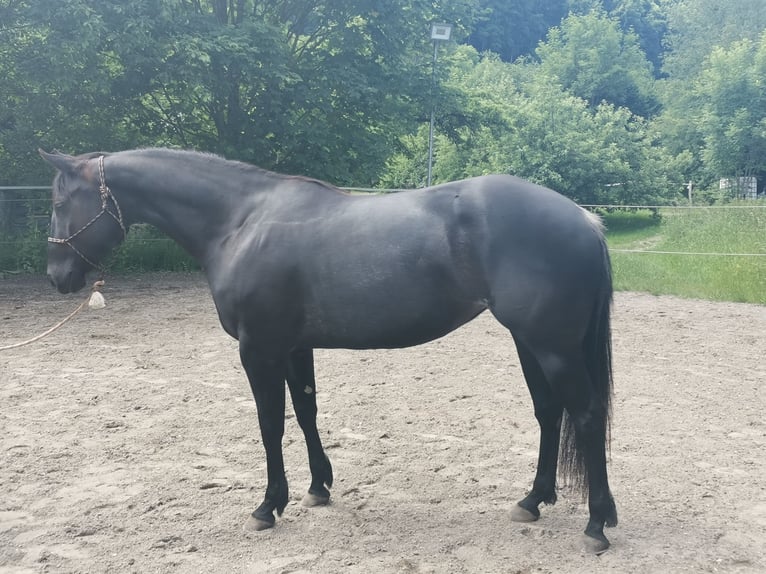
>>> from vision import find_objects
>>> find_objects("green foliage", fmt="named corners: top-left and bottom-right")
top-left (0, 0), bottom-right (479, 185)
top-left (0, 224), bottom-right (198, 275)
top-left (381, 45), bottom-right (676, 204)
top-left (662, 0), bottom-right (766, 82)
top-left (601, 0), bottom-right (668, 77)
top-left (105, 226), bottom-right (198, 273)
top-left (606, 205), bottom-right (766, 303)
top-left (0, 228), bottom-right (47, 273)
top-left (118, 0), bottom-right (436, 183)
top-left (1, 0), bottom-right (760, 198)
top-left (0, 189), bottom-right (50, 273)
top-left (697, 36), bottom-right (766, 182)
top-left (379, 126), bottom-right (432, 190)
top-left (467, 0), bottom-right (569, 62)
top-left (656, 28), bottom-right (766, 197)
top-left (536, 10), bottom-right (659, 117)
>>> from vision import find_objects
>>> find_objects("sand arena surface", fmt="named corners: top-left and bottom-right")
top-left (1, 273), bottom-right (764, 573)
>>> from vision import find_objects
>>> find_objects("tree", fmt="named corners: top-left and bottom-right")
top-left (535, 11), bottom-right (659, 117)
top-left (656, 2), bottom-right (766, 197)
top-left (466, 0), bottom-right (568, 62)
top-left (381, 46), bottom-right (676, 204)
top-left (568, 1), bottom-right (668, 76)
top-left (96, 0), bottom-right (473, 184)
top-left (0, 0), bottom-right (479, 186)
top-left (0, 0), bottom-right (138, 183)
top-left (662, 0), bottom-right (766, 81)
top-left (696, 35), bottom-right (766, 190)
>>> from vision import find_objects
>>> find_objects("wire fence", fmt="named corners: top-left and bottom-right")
top-left (609, 249), bottom-right (766, 257)
top-left (1, 186), bottom-right (765, 259)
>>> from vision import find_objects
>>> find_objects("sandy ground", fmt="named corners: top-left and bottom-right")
top-left (0, 272), bottom-right (764, 574)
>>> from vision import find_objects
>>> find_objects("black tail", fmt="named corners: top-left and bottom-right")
top-left (559, 240), bottom-right (614, 497)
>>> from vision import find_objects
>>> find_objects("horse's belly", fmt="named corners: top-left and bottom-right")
top-left (298, 301), bottom-right (486, 350)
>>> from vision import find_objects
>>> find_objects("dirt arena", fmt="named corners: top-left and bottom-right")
top-left (1, 273), bottom-right (764, 573)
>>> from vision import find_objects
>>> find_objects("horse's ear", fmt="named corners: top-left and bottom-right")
top-left (38, 149), bottom-right (80, 174)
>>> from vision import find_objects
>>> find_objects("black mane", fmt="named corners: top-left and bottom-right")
top-left (126, 148), bottom-right (343, 193)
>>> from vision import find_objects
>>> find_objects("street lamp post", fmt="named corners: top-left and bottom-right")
top-left (427, 22), bottom-right (451, 187)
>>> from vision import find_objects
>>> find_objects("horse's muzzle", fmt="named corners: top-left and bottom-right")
top-left (48, 269), bottom-right (86, 294)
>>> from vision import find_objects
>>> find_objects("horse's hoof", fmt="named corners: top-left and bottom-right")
top-left (302, 492), bottom-right (330, 507)
top-left (510, 504), bottom-right (539, 523)
top-left (582, 533), bottom-right (610, 555)
top-left (243, 515), bottom-right (274, 532)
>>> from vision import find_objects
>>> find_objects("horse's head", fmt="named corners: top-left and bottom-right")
top-left (39, 150), bottom-right (127, 293)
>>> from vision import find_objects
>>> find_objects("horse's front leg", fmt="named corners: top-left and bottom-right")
top-left (239, 341), bottom-right (289, 531)
top-left (286, 348), bottom-right (333, 507)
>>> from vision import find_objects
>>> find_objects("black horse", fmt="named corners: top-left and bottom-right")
top-left (41, 148), bottom-right (618, 553)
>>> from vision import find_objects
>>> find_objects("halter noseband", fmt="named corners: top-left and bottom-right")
top-left (47, 155), bottom-right (127, 271)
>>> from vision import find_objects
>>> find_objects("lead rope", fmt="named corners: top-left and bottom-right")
top-left (0, 280), bottom-right (106, 351)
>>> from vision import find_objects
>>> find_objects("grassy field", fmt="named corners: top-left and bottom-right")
top-left (602, 205), bottom-right (766, 304)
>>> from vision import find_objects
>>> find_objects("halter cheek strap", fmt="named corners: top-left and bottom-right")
top-left (47, 155), bottom-right (127, 271)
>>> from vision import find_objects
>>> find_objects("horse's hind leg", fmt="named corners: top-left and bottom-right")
top-left (533, 347), bottom-right (617, 554)
top-left (286, 348), bottom-right (334, 507)
top-left (510, 336), bottom-right (563, 523)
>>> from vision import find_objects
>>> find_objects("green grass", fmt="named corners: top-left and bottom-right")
top-left (603, 205), bottom-right (766, 304)
top-left (599, 209), bottom-right (660, 248)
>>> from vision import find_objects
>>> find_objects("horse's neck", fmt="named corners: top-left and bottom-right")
top-left (111, 154), bottom-right (264, 263)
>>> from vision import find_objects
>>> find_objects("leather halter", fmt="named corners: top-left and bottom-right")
top-left (47, 155), bottom-right (126, 271)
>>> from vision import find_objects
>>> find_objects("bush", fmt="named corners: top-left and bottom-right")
top-left (0, 224), bottom-right (198, 275)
